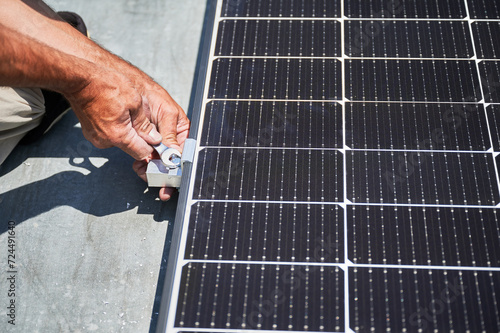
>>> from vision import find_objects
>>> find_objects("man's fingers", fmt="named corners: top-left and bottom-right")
top-left (117, 127), bottom-right (154, 160)
top-left (129, 96), bottom-right (163, 146)
top-left (133, 159), bottom-right (148, 182)
top-left (159, 187), bottom-right (176, 201)
top-left (144, 90), bottom-right (189, 150)
top-left (157, 105), bottom-right (190, 152)
top-left (157, 108), bottom-right (180, 149)
top-left (175, 113), bottom-right (190, 150)
top-left (133, 159), bottom-right (176, 201)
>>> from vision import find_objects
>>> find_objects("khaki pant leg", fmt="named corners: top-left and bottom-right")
top-left (0, 87), bottom-right (45, 165)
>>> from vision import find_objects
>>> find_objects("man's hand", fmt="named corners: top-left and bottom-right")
top-left (65, 68), bottom-right (164, 161)
top-left (66, 69), bottom-right (191, 201)
top-left (132, 88), bottom-right (190, 201)
top-left (142, 88), bottom-right (190, 152)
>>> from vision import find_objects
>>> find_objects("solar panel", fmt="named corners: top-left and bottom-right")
top-left (155, 0), bottom-right (500, 332)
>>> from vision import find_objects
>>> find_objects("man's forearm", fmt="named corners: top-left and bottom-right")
top-left (1, 0), bottom-right (156, 92)
top-left (0, 22), bottom-right (91, 95)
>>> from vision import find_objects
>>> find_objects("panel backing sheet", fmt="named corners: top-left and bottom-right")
top-left (159, 0), bottom-right (500, 332)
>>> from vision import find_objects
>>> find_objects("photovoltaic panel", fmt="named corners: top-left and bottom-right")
top-left (156, 0), bottom-right (500, 332)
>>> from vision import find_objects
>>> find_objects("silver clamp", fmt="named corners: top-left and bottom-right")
top-left (146, 139), bottom-right (196, 188)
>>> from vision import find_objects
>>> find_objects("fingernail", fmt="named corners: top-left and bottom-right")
top-left (149, 128), bottom-right (162, 142)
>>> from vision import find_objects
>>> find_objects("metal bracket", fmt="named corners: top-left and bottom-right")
top-left (146, 138), bottom-right (196, 188)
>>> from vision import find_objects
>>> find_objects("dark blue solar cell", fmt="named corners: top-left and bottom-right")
top-left (345, 20), bottom-right (473, 58)
top-left (467, 0), bottom-right (500, 19)
top-left (345, 102), bottom-right (490, 150)
top-left (472, 22), bottom-right (500, 59)
top-left (346, 151), bottom-right (500, 205)
top-left (350, 268), bottom-right (500, 332)
top-left (209, 58), bottom-right (342, 100)
top-left (487, 105), bottom-right (500, 151)
top-left (479, 61), bottom-right (500, 103)
top-left (222, 0), bottom-right (340, 17)
top-left (201, 101), bottom-right (342, 148)
top-left (216, 20), bottom-right (341, 57)
top-left (186, 202), bottom-right (344, 262)
top-left (348, 205), bottom-right (500, 266)
top-left (346, 60), bottom-right (481, 102)
top-left (194, 148), bottom-right (343, 202)
top-left (176, 263), bottom-right (345, 331)
top-left (345, 0), bottom-right (466, 18)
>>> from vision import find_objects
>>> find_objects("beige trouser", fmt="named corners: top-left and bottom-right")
top-left (0, 87), bottom-right (45, 165)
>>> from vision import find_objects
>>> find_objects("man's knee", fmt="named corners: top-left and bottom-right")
top-left (0, 87), bottom-right (46, 165)
top-left (0, 87), bottom-right (45, 132)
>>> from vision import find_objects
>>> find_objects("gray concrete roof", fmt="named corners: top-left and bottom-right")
top-left (0, 1), bottom-right (205, 332)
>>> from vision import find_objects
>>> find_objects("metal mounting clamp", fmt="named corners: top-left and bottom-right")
top-left (146, 139), bottom-right (196, 188)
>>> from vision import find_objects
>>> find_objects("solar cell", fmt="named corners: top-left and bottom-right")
top-left (216, 19), bottom-right (341, 57)
top-left (185, 202), bottom-right (344, 262)
top-left (346, 102), bottom-right (490, 150)
top-left (175, 263), bottom-right (344, 331)
top-left (348, 205), bottom-right (500, 266)
top-left (345, 0), bottom-right (467, 18)
top-left (472, 21), bottom-right (500, 59)
top-left (487, 105), bottom-right (500, 151)
top-left (467, 0), bottom-right (500, 19)
top-left (478, 61), bottom-right (500, 102)
top-left (347, 151), bottom-right (500, 204)
top-left (201, 101), bottom-right (343, 148)
top-left (345, 20), bottom-right (473, 58)
top-left (349, 268), bottom-right (500, 332)
top-left (346, 60), bottom-right (481, 102)
top-left (194, 148), bottom-right (343, 202)
top-left (222, 0), bottom-right (341, 17)
top-left (209, 58), bottom-right (342, 100)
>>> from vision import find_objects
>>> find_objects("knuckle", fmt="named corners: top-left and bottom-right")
top-left (86, 134), bottom-right (110, 149)
top-left (130, 92), bottom-right (142, 107)
top-left (135, 119), bottom-right (153, 135)
top-left (118, 129), bottom-right (137, 149)
top-left (163, 132), bottom-right (178, 143)
top-left (92, 127), bottom-right (127, 149)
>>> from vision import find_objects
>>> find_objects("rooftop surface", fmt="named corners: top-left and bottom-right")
top-left (0, 1), bottom-right (205, 332)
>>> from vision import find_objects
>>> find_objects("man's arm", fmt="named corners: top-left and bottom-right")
top-left (0, 22), bottom-right (160, 160)
top-left (0, 22), bottom-right (89, 93)
top-left (0, 0), bottom-right (189, 153)
top-left (0, 0), bottom-right (190, 200)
